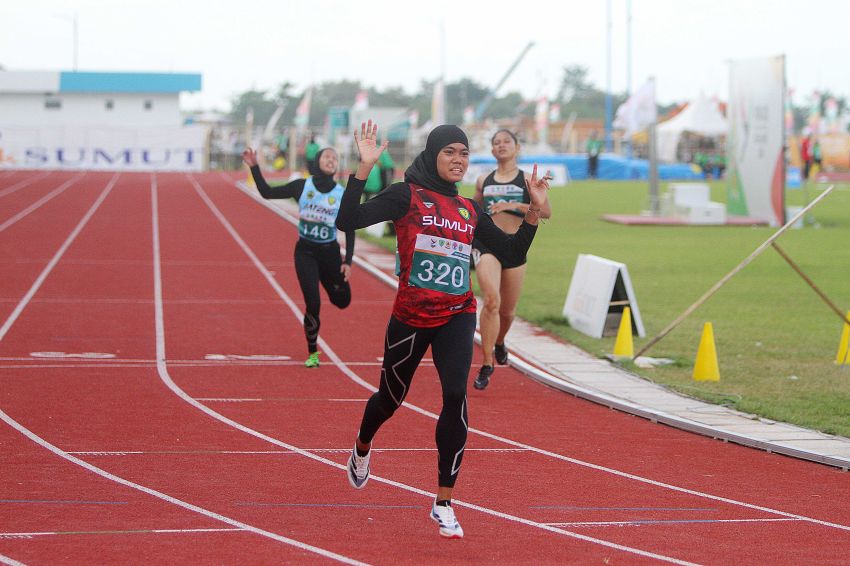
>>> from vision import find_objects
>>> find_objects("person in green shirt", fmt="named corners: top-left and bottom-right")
top-left (586, 130), bottom-right (603, 179)
top-left (304, 134), bottom-right (320, 172)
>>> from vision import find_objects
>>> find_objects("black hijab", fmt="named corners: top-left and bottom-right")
top-left (308, 148), bottom-right (337, 192)
top-left (404, 125), bottom-right (469, 195)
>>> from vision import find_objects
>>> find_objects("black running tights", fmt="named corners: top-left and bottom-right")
top-left (357, 312), bottom-right (476, 488)
top-left (293, 239), bottom-right (351, 354)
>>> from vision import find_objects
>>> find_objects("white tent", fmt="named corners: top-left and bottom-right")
top-left (656, 94), bottom-right (727, 162)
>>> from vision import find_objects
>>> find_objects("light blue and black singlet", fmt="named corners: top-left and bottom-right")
top-left (297, 177), bottom-right (346, 244)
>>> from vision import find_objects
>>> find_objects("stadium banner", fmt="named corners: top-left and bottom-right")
top-left (0, 125), bottom-right (209, 171)
top-left (726, 55), bottom-right (786, 226)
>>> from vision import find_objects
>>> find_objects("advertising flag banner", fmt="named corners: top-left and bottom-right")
top-left (294, 86), bottom-right (313, 130)
top-left (431, 79), bottom-right (446, 127)
top-left (353, 90), bottom-right (369, 111)
top-left (727, 56), bottom-right (785, 226)
top-left (613, 78), bottom-right (657, 136)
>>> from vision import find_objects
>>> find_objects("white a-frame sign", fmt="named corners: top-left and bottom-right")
top-left (562, 254), bottom-right (645, 339)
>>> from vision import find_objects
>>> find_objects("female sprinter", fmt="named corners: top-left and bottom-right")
top-left (472, 129), bottom-right (551, 390)
top-left (336, 121), bottom-right (550, 539)
top-left (242, 146), bottom-right (354, 368)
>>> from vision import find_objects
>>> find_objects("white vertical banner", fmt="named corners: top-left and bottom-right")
top-left (727, 55), bottom-right (785, 226)
top-left (534, 96), bottom-right (549, 143)
top-left (294, 86), bottom-right (313, 133)
top-left (613, 78), bottom-right (657, 136)
top-left (431, 78), bottom-right (446, 127)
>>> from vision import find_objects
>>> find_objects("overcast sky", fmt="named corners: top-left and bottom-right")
top-left (1, 0), bottom-right (846, 112)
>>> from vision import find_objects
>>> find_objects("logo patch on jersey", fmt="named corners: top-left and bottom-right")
top-left (423, 201), bottom-right (434, 208)
top-left (328, 196), bottom-right (337, 205)
top-left (306, 190), bottom-right (315, 199)
top-left (458, 208), bottom-right (470, 220)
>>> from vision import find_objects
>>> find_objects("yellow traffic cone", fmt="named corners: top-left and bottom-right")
top-left (836, 311), bottom-right (850, 365)
top-left (693, 322), bottom-right (720, 381)
top-left (613, 307), bottom-right (634, 358)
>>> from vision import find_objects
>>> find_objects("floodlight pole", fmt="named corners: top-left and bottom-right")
top-left (72, 14), bottom-right (78, 71)
top-left (633, 185), bottom-right (837, 360)
top-left (604, 0), bottom-right (613, 152)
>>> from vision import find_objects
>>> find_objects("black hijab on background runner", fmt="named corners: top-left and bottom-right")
top-left (308, 148), bottom-right (337, 192)
top-left (405, 125), bottom-right (469, 196)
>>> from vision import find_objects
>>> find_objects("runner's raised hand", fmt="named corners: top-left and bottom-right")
top-left (354, 120), bottom-right (388, 166)
top-left (242, 147), bottom-right (258, 167)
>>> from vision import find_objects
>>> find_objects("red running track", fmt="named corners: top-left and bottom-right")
top-left (0, 170), bottom-right (848, 565)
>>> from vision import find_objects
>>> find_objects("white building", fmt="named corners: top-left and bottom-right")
top-left (0, 70), bottom-right (207, 171)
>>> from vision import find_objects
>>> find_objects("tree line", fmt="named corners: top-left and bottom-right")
top-left (226, 65), bottom-right (843, 134)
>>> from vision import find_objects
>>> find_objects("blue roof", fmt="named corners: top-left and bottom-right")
top-left (59, 72), bottom-right (202, 93)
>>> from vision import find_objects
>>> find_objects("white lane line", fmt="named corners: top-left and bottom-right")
top-left (0, 174), bottom-right (119, 343)
top-left (0, 173), bottom-right (85, 232)
top-left (227, 175), bottom-right (850, 533)
top-left (186, 175), bottom-right (697, 565)
top-left (204, 354), bottom-right (291, 361)
top-left (30, 352), bottom-right (116, 359)
top-left (0, 170), bottom-right (51, 199)
top-left (152, 175), bottom-right (365, 565)
top-left (0, 527), bottom-right (243, 538)
top-left (0, 553), bottom-right (25, 566)
top-left (68, 448), bottom-right (530, 456)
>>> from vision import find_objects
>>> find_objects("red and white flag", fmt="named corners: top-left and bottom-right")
top-left (353, 90), bottom-right (369, 111)
top-left (294, 86), bottom-right (312, 130)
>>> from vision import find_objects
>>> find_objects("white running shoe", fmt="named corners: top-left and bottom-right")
top-left (430, 499), bottom-right (464, 539)
top-left (346, 445), bottom-right (371, 489)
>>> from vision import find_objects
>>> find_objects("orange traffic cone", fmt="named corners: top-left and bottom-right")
top-left (612, 307), bottom-right (634, 358)
top-left (693, 322), bottom-right (720, 381)
top-left (836, 311), bottom-right (850, 366)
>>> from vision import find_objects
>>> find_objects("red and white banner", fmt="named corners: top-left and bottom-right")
top-left (294, 86), bottom-right (313, 130)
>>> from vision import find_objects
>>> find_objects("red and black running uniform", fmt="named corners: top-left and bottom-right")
top-left (337, 176), bottom-right (535, 487)
top-left (251, 165), bottom-right (355, 355)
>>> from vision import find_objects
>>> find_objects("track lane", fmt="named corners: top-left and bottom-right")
top-left (0, 172), bottom-right (366, 564)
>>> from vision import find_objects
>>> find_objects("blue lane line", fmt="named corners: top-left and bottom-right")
top-left (554, 518), bottom-right (798, 526)
top-left (530, 506), bottom-right (718, 512)
top-left (0, 499), bottom-right (128, 505)
top-left (234, 502), bottom-right (421, 509)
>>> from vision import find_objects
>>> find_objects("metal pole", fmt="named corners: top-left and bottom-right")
top-left (604, 0), bottom-right (613, 152)
top-left (73, 14), bottom-right (79, 71)
top-left (771, 243), bottom-right (849, 326)
top-left (626, 0), bottom-right (632, 95)
top-left (633, 184), bottom-right (837, 359)
top-left (648, 119), bottom-right (659, 214)
top-left (626, 0), bottom-right (632, 160)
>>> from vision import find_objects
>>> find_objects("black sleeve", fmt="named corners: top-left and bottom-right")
top-left (336, 176), bottom-right (410, 231)
top-left (471, 201), bottom-right (537, 263)
top-left (250, 165), bottom-right (305, 200)
top-left (343, 230), bottom-right (355, 264)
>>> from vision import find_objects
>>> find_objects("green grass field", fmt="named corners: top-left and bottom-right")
top-left (366, 180), bottom-right (850, 437)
